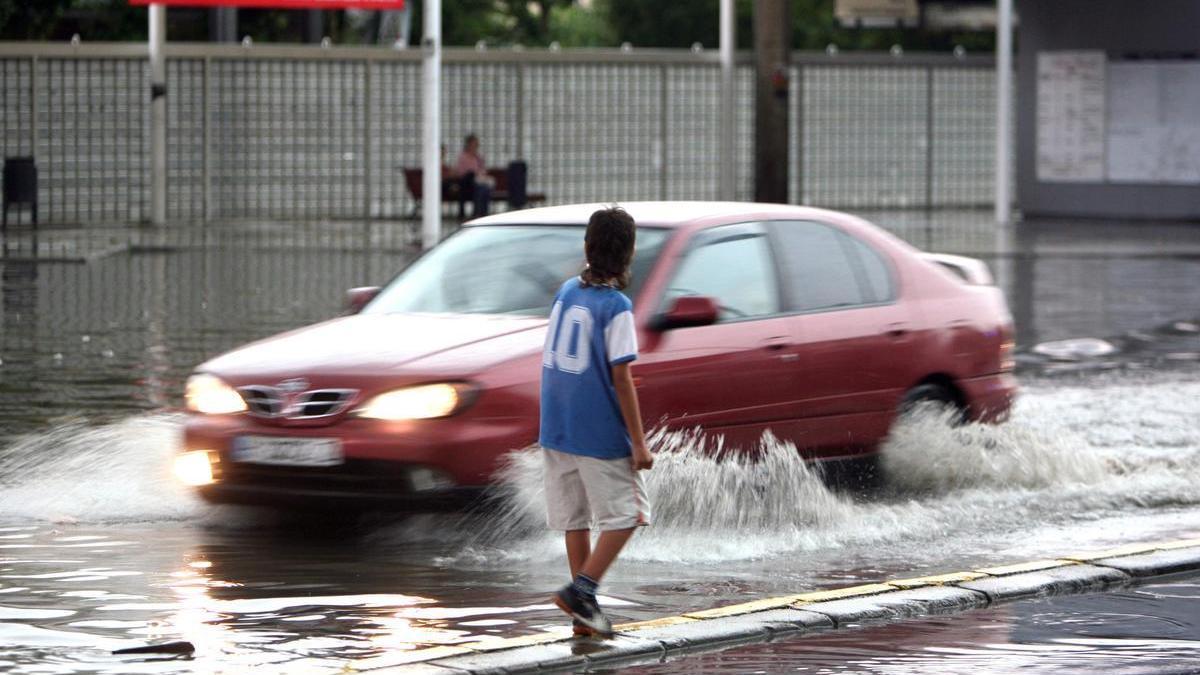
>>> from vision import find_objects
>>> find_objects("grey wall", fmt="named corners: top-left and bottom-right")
top-left (1016, 0), bottom-right (1200, 220)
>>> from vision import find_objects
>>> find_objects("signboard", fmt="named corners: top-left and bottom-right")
top-left (129, 0), bottom-right (404, 9)
top-left (1036, 51), bottom-right (1106, 182)
top-left (835, 0), bottom-right (919, 27)
top-left (1106, 61), bottom-right (1200, 184)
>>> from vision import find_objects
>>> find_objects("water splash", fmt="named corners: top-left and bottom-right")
top-left (0, 413), bottom-right (203, 523)
top-left (0, 378), bottom-right (1197, 564)
top-left (459, 377), bottom-right (1200, 563)
top-left (881, 404), bottom-right (1109, 493)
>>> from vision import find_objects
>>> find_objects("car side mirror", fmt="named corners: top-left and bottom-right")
top-left (651, 296), bottom-right (719, 331)
top-left (345, 286), bottom-right (381, 314)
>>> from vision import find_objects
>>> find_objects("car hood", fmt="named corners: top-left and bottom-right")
top-left (200, 312), bottom-right (548, 382)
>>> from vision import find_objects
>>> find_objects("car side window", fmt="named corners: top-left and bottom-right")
top-left (661, 226), bottom-right (780, 322)
top-left (843, 234), bottom-right (895, 303)
top-left (770, 221), bottom-right (882, 312)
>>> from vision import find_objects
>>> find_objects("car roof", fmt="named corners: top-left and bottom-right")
top-left (467, 201), bottom-right (855, 229)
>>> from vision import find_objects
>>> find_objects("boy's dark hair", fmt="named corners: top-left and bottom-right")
top-left (582, 206), bottom-right (636, 290)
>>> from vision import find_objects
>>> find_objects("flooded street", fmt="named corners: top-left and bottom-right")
top-left (625, 575), bottom-right (1200, 673)
top-left (1, 213), bottom-right (1199, 672)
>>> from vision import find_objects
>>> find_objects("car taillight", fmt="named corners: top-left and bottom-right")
top-left (999, 340), bottom-right (1015, 372)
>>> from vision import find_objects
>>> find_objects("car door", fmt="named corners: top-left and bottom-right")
top-left (635, 222), bottom-right (805, 449)
top-left (767, 220), bottom-right (919, 459)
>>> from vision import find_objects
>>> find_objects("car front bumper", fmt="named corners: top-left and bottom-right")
top-left (181, 412), bottom-right (533, 510)
top-left (195, 481), bottom-right (488, 512)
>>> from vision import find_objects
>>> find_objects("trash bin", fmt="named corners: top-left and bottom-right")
top-left (507, 160), bottom-right (528, 210)
top-left (3, 156), bottom-right (38, 229)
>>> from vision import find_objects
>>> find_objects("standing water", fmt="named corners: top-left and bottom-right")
top-left (1, 217), bottom-right (1199, 672)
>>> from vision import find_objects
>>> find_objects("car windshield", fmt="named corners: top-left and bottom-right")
top-left (363, 225), bottom-right (671, 317)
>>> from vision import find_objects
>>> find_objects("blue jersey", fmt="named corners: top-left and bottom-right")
top-left (539, 277), bottom-right (639, 459)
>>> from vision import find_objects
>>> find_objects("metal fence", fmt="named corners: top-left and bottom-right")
top-left (1, 43), bottom-right (1004, 226)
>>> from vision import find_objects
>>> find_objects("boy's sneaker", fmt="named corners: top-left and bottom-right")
top-left (572, 620), bottom-right (594, 637)
top-left (554, 584), bottom-right (613, 638)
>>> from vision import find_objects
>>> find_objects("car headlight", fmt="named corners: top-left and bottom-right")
top-left (185, 374), bottom-right (247, 414)
top-left (174, 450), bottom-right (217, 486)
top-left (356, 383), bottom-right (476, 421)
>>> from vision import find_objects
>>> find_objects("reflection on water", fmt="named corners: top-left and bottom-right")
top-left (0, 375), bottom-right (1197, 672)
top-left (623, 578), bottom-right (1200, 674)
top-left (0, 523), bottom-right (580, 674)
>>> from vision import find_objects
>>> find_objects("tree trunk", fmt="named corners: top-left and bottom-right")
top-left (754, 0), bottom-right (791, 203)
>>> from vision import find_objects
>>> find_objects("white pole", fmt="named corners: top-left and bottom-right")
top-left (994, 0), bottom-right (1013, 225)
top-left (421, 0), bottom-right (442, 249)
top-left (719, 0), bottom-right (735, 201)
top-left (149, 3), bottom-right (167, 225)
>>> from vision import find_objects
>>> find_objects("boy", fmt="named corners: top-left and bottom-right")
top-left (539, 206), bottom-right (654, 638)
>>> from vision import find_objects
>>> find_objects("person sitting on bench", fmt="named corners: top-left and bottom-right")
top-left (454, 133), bottom-right (493, 217)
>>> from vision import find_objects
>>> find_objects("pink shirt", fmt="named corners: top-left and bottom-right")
top-left (455, 151), bottom-right (486, 177)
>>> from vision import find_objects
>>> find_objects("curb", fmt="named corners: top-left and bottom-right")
top-left (364, 537), bottom-right (1200, 674)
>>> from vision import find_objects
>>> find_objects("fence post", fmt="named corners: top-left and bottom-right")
top-left (995, 0), bottom-right (1014, 224)
top-left (925, 65), bottom-right (934, 210)
top-left (795, 63), bottom-right (803, 204)
top-left (718, 0), bottom-right (735, 200)
top-left (202, 56), bottom-right (211, 222)
top-left (363, 59), bottom-right (372, 220)
top-left (30, 56), bottom-right (39, 160)
top-left (421, 0), bottom-right (442, 249)
top-left (515, 61), bottom-right (525, 160)
top-left (659, 64), bottom-right (668, 200)
top-left (149, 3), bottom-right (167, 225)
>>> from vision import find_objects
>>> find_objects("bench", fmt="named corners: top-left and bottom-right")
top-left (402, 163), bottom-right (546, 218)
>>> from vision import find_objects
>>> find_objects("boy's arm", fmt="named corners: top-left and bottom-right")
top-left (611, 362), bottom-right (653, 471)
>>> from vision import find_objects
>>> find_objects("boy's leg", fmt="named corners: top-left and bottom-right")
top-left (564, 529), bottom-right (593, 636)
top-left (579, 527), bottom-right (635, 582)
top-left (552, 456), bottom-right (649, 637)
top-left (565, 529), bottom-right (591, 577)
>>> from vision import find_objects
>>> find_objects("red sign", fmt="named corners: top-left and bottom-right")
top-left (130, 0), bottom-right (404, 9)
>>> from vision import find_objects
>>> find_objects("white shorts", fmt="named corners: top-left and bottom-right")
top-left (543, 447), bottom-right (651, 531)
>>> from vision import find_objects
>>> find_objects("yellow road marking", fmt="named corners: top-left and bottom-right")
top-left (1062, 543), bottom-right (1163, 561)
top-left (790, 583), bottom-right (897, 605)
top-left (1157, 539), bottom-right (1200, 550)
top-left (975, 559), bottom-right (1075, 576)
top-left (617, 615), bottom-right (698, 631)
top-left (465, 630), bottom-right (570, 652)
top-left (888, 571), bottom-right (990, 589)
top-left (682, 595), bottom-right (807, 619)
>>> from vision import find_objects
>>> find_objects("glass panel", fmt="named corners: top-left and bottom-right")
top-left (772, 221), bottom-right (867, 311)
top-left (364, 225), bottom-right (669, 317)
top-left (845, 235), bottom-right (895, 303)
top-left (662, 230), bottom-right (780, 322)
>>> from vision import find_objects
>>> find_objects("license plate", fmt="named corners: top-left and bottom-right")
top-left (232, 436), bottom-right (343, 467)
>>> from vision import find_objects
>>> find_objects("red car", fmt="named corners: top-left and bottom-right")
top-left (176, 202), bottom-right (1016, 508)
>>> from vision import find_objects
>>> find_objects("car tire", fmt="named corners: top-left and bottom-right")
top-left (869, 383), bottom-right (968, 494)
top-left (897, 382), bottom-right (966, 426)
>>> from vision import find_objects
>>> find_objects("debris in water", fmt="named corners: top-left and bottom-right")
top-left (1164, 352), bottom-right (1200, 361)
top-left (1032, 338), bottom-right (1117, 360)
top-left (112, 641), bottom-right (195, 655)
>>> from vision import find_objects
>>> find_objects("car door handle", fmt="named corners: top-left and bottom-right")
top-left (761, 337), bottom-right (791, 351)
top-left (885, 323), bottom-right (910, 339)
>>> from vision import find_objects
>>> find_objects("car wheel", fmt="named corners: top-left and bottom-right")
top-left (897, 382), bottom-right (966, 426)
top-left (871, 383), bottom-right (969, 495)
